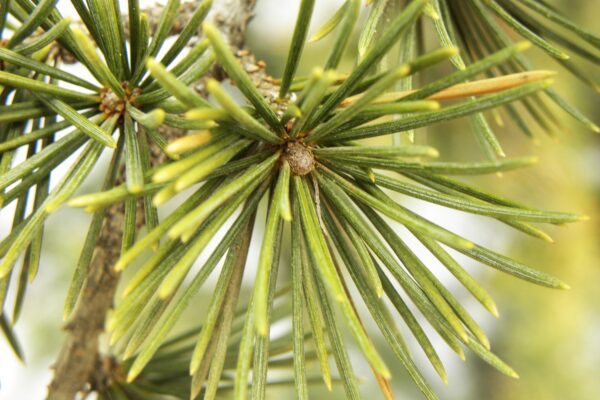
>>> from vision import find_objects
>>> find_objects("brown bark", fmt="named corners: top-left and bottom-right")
top-left (46, 1), bottom-right (257, 399)
top-left (47, 201), bottom-right (131, 400)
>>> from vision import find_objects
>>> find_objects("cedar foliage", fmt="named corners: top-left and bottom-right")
top-left (0, 0), bottom-right (598, 398)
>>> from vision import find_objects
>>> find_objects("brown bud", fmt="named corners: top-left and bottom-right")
top-left (285, 142), bottom-right (314, 176)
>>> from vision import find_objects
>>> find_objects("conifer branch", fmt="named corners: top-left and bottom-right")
top-left (46, 1), bottom-right (257, 398)
top-left (0, 1), bottom-right (595, 398)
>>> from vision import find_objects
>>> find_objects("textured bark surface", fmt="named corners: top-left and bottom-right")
top-left (207, 0), bottom-right (257, 49)
top-left (47, 201), bottom-right (132, 400)
top-left (46, 1), bottom-right (257, 398)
